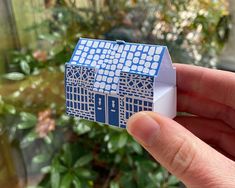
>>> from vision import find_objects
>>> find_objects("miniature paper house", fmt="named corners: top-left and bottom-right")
top-left (65, 38), bottom-right (176, 128)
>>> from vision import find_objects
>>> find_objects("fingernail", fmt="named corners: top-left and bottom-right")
top-left (127, 112), bottom-right (160, 146)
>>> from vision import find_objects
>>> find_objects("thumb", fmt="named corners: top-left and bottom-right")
top-left (127, 112), bottom-right (235, 187)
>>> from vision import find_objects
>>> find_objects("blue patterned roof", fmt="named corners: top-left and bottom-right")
top-left (69, 38), bottom-right (166, 94)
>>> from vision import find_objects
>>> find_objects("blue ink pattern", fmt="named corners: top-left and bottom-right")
top-left (65, 38), bottom-right (167, 128)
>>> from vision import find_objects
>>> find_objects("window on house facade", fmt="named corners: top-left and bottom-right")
top-left (125, 97), bottom-right (152, 119)
top-left (66, 85), bottom-right (89, 111)
top-left (125, 76), bottom-right (153, 94)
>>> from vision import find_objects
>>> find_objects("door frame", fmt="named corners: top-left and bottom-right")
top-left (94, 92), bottom-right (120, 125)
top-left (107, 95), bottom-right (120, 126)
top-left (94, 92), bottom-right (107, 124)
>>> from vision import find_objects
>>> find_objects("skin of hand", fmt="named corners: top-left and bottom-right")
top-left (126, 64), bottom-right (235, 188)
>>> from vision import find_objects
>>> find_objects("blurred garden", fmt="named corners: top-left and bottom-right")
top-left (0, 0), bottom-right (233, 187)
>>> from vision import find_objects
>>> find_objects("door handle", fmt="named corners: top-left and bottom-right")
top-left (98, 98), bottom-right (102, 106)
top-left (112, 100), bottom-right (115, 108)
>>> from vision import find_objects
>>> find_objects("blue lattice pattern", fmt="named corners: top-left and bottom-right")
top-left (69, 38), bottom-right (165, 94)
top-left (118, 71), bottom-right (154, 128)
top-left (65, 64), bottom-right (95, 89)
top-left (119, 72), bottom-right (154, 100)
top-left (66, 86), bottom-right (88, 111)
top-left (125, 97), bottom-right (152, 119)
top-left (65, 38), bottom-right (175, 128)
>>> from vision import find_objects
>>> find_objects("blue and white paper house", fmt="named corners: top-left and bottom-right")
top-left (65, 38), bottom-right (176, 128)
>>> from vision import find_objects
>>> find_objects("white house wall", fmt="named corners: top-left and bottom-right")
top-left (153, 48), bottom-right (176, 118)
top-left (154, 48), bottom-right (176, 86)
top-left (153, 84), bottom-right (176, 118)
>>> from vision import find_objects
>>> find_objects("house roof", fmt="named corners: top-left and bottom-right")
top-left (68, 38), bottom-right (167, 94)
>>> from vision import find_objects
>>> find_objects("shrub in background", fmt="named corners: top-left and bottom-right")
top-left (0, 0), bottom-right (230, 187)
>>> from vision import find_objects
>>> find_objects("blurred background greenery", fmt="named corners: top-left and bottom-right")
top-left (0, 0), bottom-right (233, 188)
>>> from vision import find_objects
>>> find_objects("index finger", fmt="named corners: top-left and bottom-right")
top-left (175, 64), bottom-right (235, 110)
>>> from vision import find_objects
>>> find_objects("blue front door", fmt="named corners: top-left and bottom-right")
top-left (108, 96), bottom-right (119, 126)
top-left (95, 94), bottom-right (106, 123)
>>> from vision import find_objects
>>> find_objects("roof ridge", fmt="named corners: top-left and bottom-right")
top-left (78, 37), bottom-right (167, 48)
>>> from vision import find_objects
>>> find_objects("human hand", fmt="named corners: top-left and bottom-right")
top-left (127, 64), bottom-right (235, 187)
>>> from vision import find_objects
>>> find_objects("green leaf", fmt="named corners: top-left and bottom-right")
top-left (115, 154), bottom-right (122, 164)
top-left (52, 157), bottom-right (67, 173)
top-left (3, 72), bottom-right (25, 80)
top-left (20, 60), bottom-right (30, 74)
top-left (44, 133), bottom-right (53, 144)
top-left (38, 34), bottom-right (59, 43)
top-left (120, 173), bottom-right (134, 188)
top-left (40, 166), bottom-right (51, 174)
top-left (61, 173), bottom-right (73, 188)
top-left (75, 168), bottom-right (92, 179)
top-left (118, 133), bottom-right (128, 148)
top-left (74, 154), bottom-right (93, 168)
top-left (110, 181), bottom-right (120, 188)
top-left (73, 119), bottom-right (91, 135)
top-left (26, 186), bottom-right (44, 188)
top-left (51, 170), bottom-right (60, 188)
top-left (4, 104), bottom-right (16, 114)
top-left (17, 122), bottom-right (34, 129)
top-left (73, 176), bottom-right (81, 188)
top-left (131, 142), bottom-right (143, 154)
top-left (32, 154), bottom-right (49, 164)
top-left (155, 172), bottom-right (164, 182)
top-left (20, 112), bottom-right (37, 124)
top-left (61, 144), bottom-right (72, 166)
top-left (21, 131), bottom-right (38, 147)
top-left (168, 175), bottom-right (179, 185)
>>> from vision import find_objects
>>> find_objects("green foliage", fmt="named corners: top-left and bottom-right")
top-left (0, 0), bottom-right (231, 187)
top-left (3, 0), bottom-right (230, 78)
top-left (0, 96), bottom-right (16, 115)
top-left (0, 94), bottom-right (180, 187)
top-left (3, 72), bottom-right (25, 81)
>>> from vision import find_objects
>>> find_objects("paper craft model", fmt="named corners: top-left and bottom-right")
top-left (65, 38), bottom-right (176, 128)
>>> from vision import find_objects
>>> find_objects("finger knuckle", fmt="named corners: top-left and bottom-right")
top-left (168, 138), bottom-right (196, 177)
